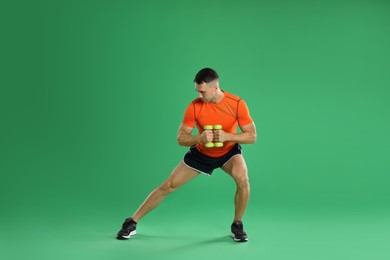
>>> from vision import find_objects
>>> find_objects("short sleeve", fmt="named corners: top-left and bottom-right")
top-left (182, 102), bottom-right (196, 128)
top-left (237, 99), bottom-right (254, 127)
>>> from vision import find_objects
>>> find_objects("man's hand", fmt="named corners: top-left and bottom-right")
top-left (199, 129), bottom-right (214, 144)
top-left (214, 123), bottom-right (257, 144)
top-left (213, 129), bottom-right (230, 143)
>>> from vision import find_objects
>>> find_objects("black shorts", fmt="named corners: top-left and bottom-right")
top-left (183, 143), bottom-right (242, 175)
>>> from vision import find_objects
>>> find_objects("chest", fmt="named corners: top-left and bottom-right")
top-left (195, 102), bottom-right (237, 129)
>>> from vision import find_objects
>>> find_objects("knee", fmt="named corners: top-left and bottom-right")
top-left (235, 171), bottom-right (250, 190)
top-left (158, 180), bottom-right (178, 195)
top-left (239, 178), bottom-right (250, 191)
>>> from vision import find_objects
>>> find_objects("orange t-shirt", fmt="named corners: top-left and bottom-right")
top-left (182, 90), bottom-right (254, 157)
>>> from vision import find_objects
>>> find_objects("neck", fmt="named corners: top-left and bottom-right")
top-left (212, 89), bottom-right (224, 103)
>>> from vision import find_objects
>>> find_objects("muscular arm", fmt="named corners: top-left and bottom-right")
top-left (177, 124), bottom-right (200, 147)
top-left (178, 122), bottom-right (257, 146)
top-left (215, 122), bottom-right (257, 144)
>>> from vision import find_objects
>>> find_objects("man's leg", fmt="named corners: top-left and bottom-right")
top-left (117, 162), bottom-right (198, 239)
top-left (132, 161), bottom-right (199, 222)
top-left (222, 155), bottom-right (250, 221)
top-left (222, 154), bottom-right (250, 242)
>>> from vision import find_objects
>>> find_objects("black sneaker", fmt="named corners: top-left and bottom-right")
top-left (231, 221), bottom-right (248, 242)
top-left (116, 218), bottom-right (137, 240)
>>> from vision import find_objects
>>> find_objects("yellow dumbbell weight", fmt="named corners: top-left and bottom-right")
top-left (204, 125), bottom-right (215, 148)
top-left (203, 125), bottom-right (224, 148)
top-left (213, 124), bottom-right (223, 147)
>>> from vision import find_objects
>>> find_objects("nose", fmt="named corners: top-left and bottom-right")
top-left (198, 92), bottom-right (203, 98)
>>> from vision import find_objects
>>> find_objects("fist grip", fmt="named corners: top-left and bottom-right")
top-left (203, 125), bottom-right (224, 148)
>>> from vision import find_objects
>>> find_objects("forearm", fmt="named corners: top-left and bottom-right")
top-left (226, 131), bottom-right (257, 144)
top-left (177, 123), bottom-right (257, 146)
top-left (177, 132), bottom-right (200, 147)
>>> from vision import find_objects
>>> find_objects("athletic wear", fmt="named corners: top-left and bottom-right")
top-left (116, 218), bottom-right (137, 240)
top-left (182, 91), bottom-right (253, 157)
top-left (231, 221), bottom-right (249, 242)
top-left (116, 91), bottom-right (253, 241)
top-left (183, 143), bottom-right (242, 175)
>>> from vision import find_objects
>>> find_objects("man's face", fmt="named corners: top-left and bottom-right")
top-left (195, 81), bottom-right (217, 103)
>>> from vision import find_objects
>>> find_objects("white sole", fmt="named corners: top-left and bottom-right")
top-left (122, 230), bottom-right (137, 239)
top-left (231, 232), bottom-right (249, 242)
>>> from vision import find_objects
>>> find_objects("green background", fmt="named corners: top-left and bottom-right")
top-left (1, 0), bottom-right (389, 259)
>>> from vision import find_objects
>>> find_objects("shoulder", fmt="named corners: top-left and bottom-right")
top-left (191, 97), bottom-right (202, 104)
top-left (190, 98), bottom-right (204, 109)
top-left (223, 91), bottom-right (242, 103)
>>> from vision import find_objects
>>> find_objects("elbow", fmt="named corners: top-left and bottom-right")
top-left (177, 136), bottom-right (184, 146)
top-left (250, 132), bottom-right (257, 144)
top-left (176, 135), bottom-right (187, 146)
top-left (253, 135), bottom-right (257, 144)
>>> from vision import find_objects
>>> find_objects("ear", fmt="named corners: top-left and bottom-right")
top-left (213, 81), bottom-right (219, 89)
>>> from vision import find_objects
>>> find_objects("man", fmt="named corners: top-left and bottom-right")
top-left (116, 68), bottom-right (257, 242)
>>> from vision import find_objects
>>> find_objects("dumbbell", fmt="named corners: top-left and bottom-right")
top-left (203, 125), bottom-right (224, 148)
top-left (213, 125), bottom-right (224, 147)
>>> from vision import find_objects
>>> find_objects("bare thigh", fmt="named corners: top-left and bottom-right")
top-left (160, 161), bottom-right (200, 190)
top-left (222, 155), bottom-right (249, 184)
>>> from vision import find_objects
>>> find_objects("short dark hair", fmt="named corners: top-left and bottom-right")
top-left (194, 68), bottom-right (219, 84)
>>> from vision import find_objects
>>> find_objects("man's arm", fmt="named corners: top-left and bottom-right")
top-left (215, 122), bottom-right (257, 144)
top-left (177, 123), bottom-right (214, 147)
top-left (177, 122), bottom-right (257, 146)
top-left (177, 124), bottom-right (197, 146)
